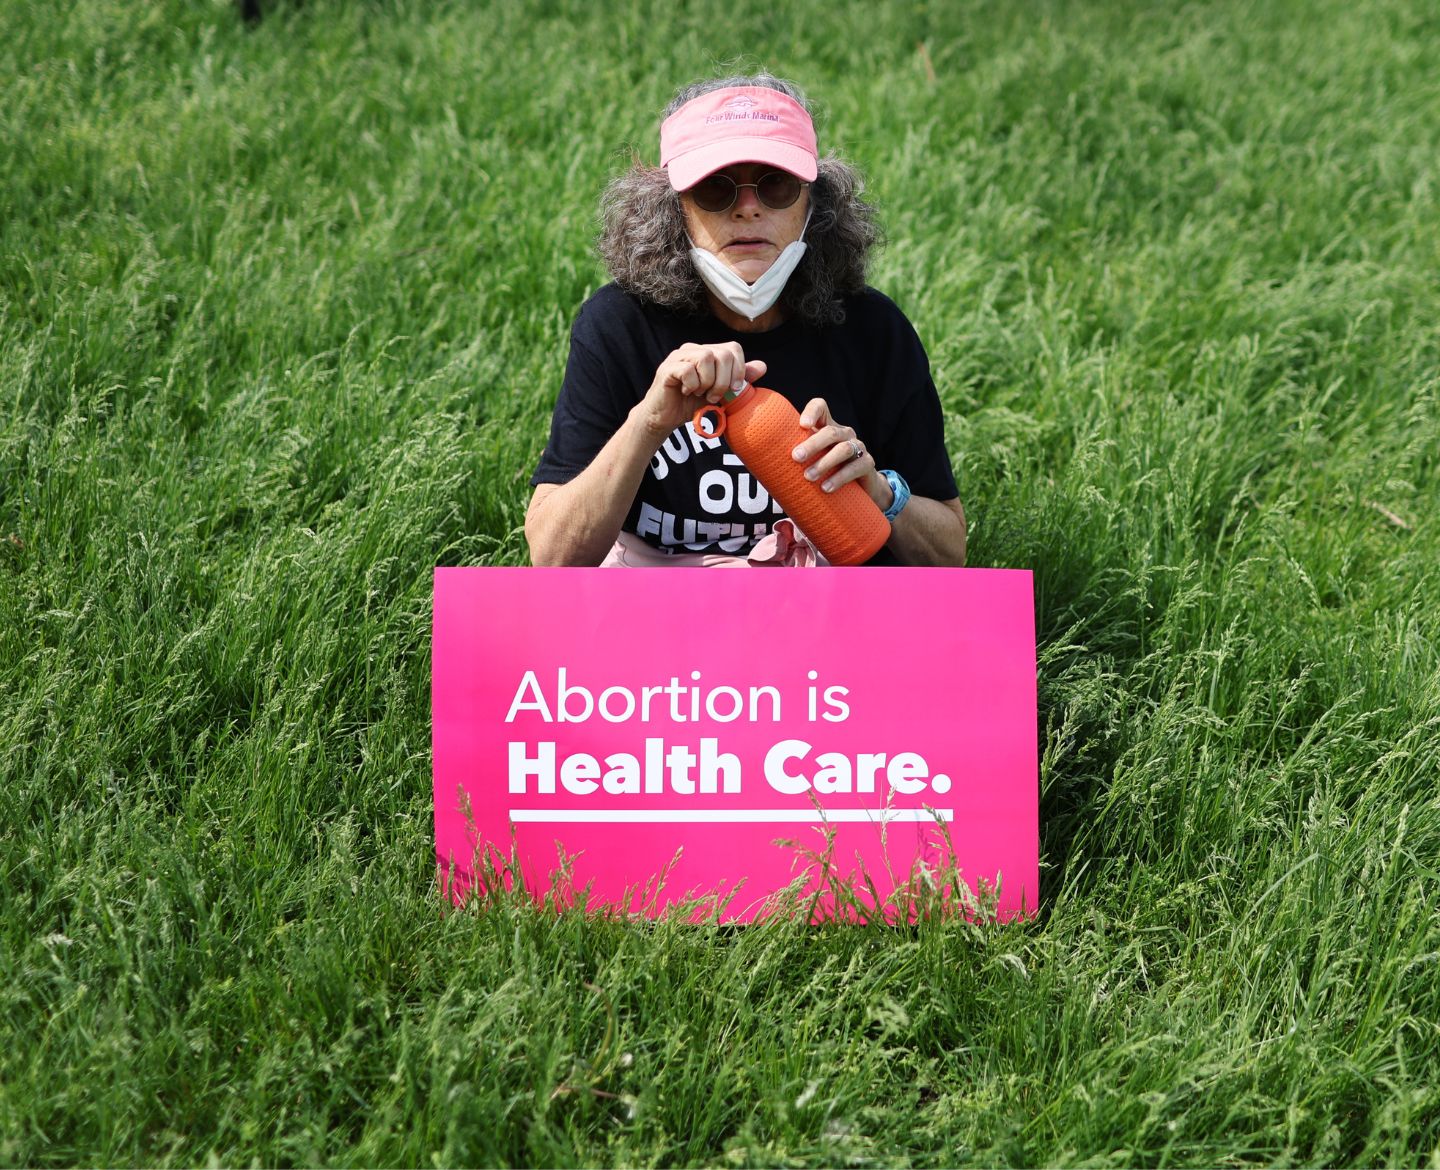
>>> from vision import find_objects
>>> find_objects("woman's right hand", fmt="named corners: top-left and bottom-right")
top-left (635, 342), bottom-right (768, 439)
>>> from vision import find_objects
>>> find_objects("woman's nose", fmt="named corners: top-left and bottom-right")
top-left (731, 185), bottom-right (763, 216)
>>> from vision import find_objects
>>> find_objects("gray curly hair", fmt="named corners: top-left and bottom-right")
top-left (598, 73), bottom-right (882, 327)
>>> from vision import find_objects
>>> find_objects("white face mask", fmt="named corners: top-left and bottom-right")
top-left (688, 208), bottom-right (813, 322)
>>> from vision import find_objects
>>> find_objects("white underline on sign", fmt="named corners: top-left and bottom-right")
top-left (508, 808), bottom-right (953, 824)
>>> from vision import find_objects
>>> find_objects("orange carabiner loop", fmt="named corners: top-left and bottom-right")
top-left (692, 404), bottom-right (727, 440)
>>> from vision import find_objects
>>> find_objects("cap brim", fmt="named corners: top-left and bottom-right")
top-left (667, 139), bottom-right (818, 192)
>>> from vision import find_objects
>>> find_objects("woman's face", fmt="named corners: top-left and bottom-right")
top-left (680, 163), bottom-right (810, 285)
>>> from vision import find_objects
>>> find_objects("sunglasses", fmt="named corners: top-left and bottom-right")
top-left (687, 170), bottom-right (809, 213)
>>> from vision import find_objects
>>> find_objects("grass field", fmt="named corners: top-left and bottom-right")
top-left (3, 0), bottom-right (1439, 1164)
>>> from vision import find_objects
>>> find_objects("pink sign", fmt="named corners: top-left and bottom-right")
top-left (433, 568), bottom-right (1037, 923)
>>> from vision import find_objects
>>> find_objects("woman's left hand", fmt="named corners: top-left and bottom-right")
top-left (791, 396), bottom-right (967, 565)
top-left (791, 398), bottom-right (893, 511)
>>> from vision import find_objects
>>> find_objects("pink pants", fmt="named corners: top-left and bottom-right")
top-left (600, 519), bottom-right (828, 568)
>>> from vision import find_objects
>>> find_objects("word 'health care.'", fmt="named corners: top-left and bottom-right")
top-left (507, 738), bottom-right (954, 798)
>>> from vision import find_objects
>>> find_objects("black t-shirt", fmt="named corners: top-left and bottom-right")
top-left (531, 283), bottom-right (958, 562)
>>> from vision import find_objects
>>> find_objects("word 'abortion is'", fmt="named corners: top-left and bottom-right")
top-left (505, 668), bottom-right (851, 725)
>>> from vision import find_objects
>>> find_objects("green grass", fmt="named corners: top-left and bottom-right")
top-left (3, 0), bottom-right (1438, 1164)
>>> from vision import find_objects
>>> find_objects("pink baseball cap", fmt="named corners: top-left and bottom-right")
top-left (660, 86), bottom-right (818, 192)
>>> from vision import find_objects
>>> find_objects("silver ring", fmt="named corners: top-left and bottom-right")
top-left (848, 439), bottom-right (864, 462)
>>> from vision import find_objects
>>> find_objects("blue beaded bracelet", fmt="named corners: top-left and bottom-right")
top-left (880, 469), bottom-right (911, 522)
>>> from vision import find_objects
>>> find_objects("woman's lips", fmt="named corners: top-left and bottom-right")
top-left (725, 238), bottom-right (770, 250)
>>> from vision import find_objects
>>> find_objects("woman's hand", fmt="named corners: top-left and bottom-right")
top-left (525, 343), bottom-right (764, 566)
top-left (790, 397), bottom-right (967, 565)
top-left (637, 342), bottom-right (768, 439)
top-left (791, 398), bottom-right (891, 509)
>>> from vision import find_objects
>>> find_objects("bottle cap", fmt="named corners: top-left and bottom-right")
top-left (692, 382), bottom-right (750, 440)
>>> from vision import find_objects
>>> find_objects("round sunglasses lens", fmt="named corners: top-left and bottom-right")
top-left (758, 173), bottom-right (801, 208)
top-left (691, 176), bottom-right (736, 212)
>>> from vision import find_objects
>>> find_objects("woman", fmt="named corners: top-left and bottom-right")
top-left (526, 74), bottom-right (966, 567)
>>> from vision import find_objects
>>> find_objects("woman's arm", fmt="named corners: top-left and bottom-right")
top-left (882, 495), bottom-right (967, 566)
top-left (525, 407), bottom-right (670, 567)
top-left (525, 342), bottom-right (766, 566)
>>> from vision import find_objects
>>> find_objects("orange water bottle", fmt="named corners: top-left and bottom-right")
top-left (694, 384), bottom-right (890, 566)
